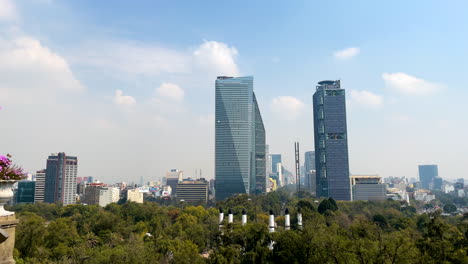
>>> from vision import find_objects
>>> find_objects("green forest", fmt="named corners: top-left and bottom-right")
top-left (8, 189), bottom-right (468, 264)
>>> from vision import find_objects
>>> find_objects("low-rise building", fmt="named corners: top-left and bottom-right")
top-left (351, 175), bottom-right (386, 201)
top-left (99, 187), bottom-right (120, 207)
top-left (176, 179), bottom-right (209, 203)
top-left (127, 189), bottom-right (144, 203)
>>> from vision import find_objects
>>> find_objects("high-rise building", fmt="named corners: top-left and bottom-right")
top-left (44, 153), bottom-right (78, 205)
top-left (16, 181), bottom-right (35, 204)
top-left (176, 179), bottom-right (209, 203)
top-left (166, 169), bottom-right (183, 196)
top-left (215, 76), bottom-right (266, 200)
top-left (34, 169), bottom-right (46, 203)
top-left (304, 151), bottom-right (315, 173)
top-left (351, 175), bottom-right (386, 201)
top-left (418, 165), bottom-right (438, 189)
top-left (271, 154), bottom-right (282, 174)
top-left (313, 80), bottom-right (351, 200)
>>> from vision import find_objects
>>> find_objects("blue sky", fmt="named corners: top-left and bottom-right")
top-left (1, 0), bottom-right (467, 183)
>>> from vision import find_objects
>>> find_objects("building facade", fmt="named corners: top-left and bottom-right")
top-left (127, 189), bottom-right (143, 203)
top-left (166, 169), bottom-right (183, 196)
top-left (44, 153), bottom-right (78, 205)
top-left (176, 179), bottom-right (209, 203)
top-left (16, 181), bottom-right (35, 204)
top-left (34, 169), bottom-right (46, 203)
top-left (215, 76), bottom-right (266, 200)
top-left (351, 175), bottom-right (386, 201)
top-left (418, 165), bottom-right (438, 189)
top-left (99, 187), bottom-right (120, 207)
top-left (313, 80), bottom-right (351, 200)
top-left (84, 183), bottom-right (105, 205)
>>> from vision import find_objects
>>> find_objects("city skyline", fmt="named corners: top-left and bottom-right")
top-left (1, 0), bottom-right (467, 183)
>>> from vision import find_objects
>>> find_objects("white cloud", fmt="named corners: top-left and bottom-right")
top-left (0, 35), bottom-right (84, 104)
top-left (333, 47), bottom-right (360, 60)
top-left (349, 90), bottom-right (383, 107)
top-left (270, 96), bottom-right (305, 120)
top-left (193, 41), bottom-right (239, 76)
top-left (71, 41), bottom-right (189, 76)
top-left (156, 83), bottom-right (184, 102)
top-left (0, 0), bottom-right (17, 21)
top-left (382, 72), bottom-right (444, 95)
top-left (113, 90), bottom-right (136, 106)
top-left (71, 40), bottom-right (240, 78)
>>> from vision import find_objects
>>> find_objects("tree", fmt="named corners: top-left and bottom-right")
top-left (328, 198), bottom-right (338, 211)
top-left (443, 204), bottom-right (457, 213)
top-left (318, 199), bottom-right (333, 215)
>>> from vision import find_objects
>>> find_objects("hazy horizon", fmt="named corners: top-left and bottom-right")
top-left (1, 0), bottom-right (467, 183)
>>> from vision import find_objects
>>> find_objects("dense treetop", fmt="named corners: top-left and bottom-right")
top-left (7, 188), bottom-right (468, 264)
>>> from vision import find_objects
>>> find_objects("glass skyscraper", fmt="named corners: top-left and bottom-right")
top-left (313, 80), bottom-right (351, 200)
top-left (418, 165), bottom-right (438, 189)
top-left (215, 76), bottom-right (266, 200)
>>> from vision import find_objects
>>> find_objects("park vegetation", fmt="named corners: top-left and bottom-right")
top-left (7, 188), bottom-right (468, 264)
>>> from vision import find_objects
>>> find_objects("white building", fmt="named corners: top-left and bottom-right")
top-left (414, 190), bottom-right (435, 202)
top-left (34, 170), bottom-right (46, 203)
top-left (99, 187), bottom-right (120, 207)
top-left (127, 189), bottom-right (144, 203)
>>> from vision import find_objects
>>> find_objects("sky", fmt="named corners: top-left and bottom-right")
top-left (0, 0), bottom-right (467, 183)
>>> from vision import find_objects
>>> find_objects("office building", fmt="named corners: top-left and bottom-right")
top-left (215, 76), bottom-right (266, 200)
top-left (313, 80), bottom-right (351, 200)
top-left (418, 165), bottom-right (438, 189)
top-left (16, 181), bottom-right (35, 204)
top-left (271, 154), bottom-right (282, 174)
top-left (304, 170), bottom-right (316, 195)
top-left (34, 169), bottom-right (46, 203)
top-left (99, 187), bottom-right (120, 207)
top-left (127, 189), bottom-right (144, 203)
top-left (304, 151), bottom-right (315, 172)
top-left (351, 175), bottom-right (386, 201)
top-left (166, 169), bottom-right (183, 196)
top-left (176, 179), bottom-right (209, 203)
top-left (84, 183), bottom-right (105, 205)
top-left (432, 176), bottom-right (443, 191)
top-left (44, 153), bottom-right (78, 205)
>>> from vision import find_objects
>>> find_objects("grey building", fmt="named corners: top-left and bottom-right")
top-left (313, 80), bottom-right (351, 200)
top-left (44, 153), bottom-right (78, 205)
top-left (418, 165), bottom-right (438, 189)
top-left (432, 176), bottom-right (443, 191)
top-left (215, 76), bottom-right (266, 200)
top-left (177, 179), bottom-right (209, 203)
top-left (351, 175), bottom-right (386, 201)
top-left (304, 151), bottom-right (315, 173)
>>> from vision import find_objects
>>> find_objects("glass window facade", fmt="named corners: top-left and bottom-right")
top-left (215, 76), bottom-right (266, 200)
top-left (313, 80), bottom-right (351, 200)
top-left (418, 165), bottom-right (438, 189)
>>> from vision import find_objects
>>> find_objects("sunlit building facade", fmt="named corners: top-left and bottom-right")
top-left (313, 80), bottom-right (351, 200)
top-left (215, 76), bottom-right (266, 200)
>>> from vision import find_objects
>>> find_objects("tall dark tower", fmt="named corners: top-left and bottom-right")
top-left (313, 80), bottom-right (351, 200)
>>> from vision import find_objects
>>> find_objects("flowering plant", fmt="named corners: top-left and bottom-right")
top-left (0, 154), bottom-right (27, 181)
